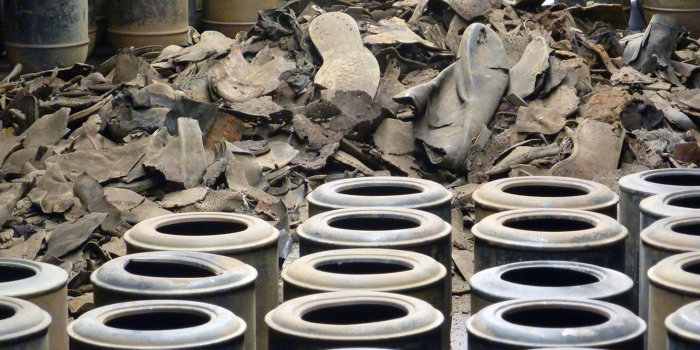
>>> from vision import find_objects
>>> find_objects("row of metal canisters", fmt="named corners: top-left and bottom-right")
top-left (0, 0), bottom-right (277, 73)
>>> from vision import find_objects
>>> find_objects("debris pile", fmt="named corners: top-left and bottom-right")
top-left (0, 0), bottom-right (699, 329)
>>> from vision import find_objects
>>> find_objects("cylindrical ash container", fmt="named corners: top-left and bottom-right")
top-left (666, 299), bottom-right (700, 350)
top-left (107, 0), bottom-right (189, 49)
top-left (640, 189), bottom-right (700, 231)
top-left (0, 296), bottom-right (51, 350)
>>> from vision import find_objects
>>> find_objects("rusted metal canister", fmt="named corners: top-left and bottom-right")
top-left (124, 213), bottom-right (279, 350)
top-left (92, 251), bottom-right (257, 350)
top-left (307, 177), bottom-right (453, 222)
top-left (88, 0), bottom-right (97, 56)
top-left (0, 259), bottom-right (69, 350)
top-left (266, 291), bottom-right (443, 350)
top-left (640, 0), bottom-right (700, 38)
top-left (467, 299), bottom-right (645, 349)
top-left (2, 0), bottom-right (89, 73)
top-left (648, 251), bottom-right (700, 350)
top-left (472, 176), bottom-right (619, 222)
top-left (202, 0), bottom-right (278, 38)
top-left (470, 260), bottom-right (634, 313)
top-left (68, 299), bottom-right (245, 350)
top-left (471, 208), bottom-right (627, 273)
top-left (640, 190), bottom-right (700, 231)
top-left (666, 300), bottom-right (700, 349)
top-left (619, 168), bottom-right (700, 312)
top-left (0, 296), bottom-right (51, 350)
top-left (297, 207), bottom-right (452, 271)
top-left (640, 216), bottom-right (700, 325)
top-left (282, 248), bottom-right (449, 350)
top-left (107, 0), bottom-right (189, 49)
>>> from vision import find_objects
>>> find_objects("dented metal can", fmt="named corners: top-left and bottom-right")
top-left (107, 0), bottom-right (189, 49)
top-left (469, 260), bottom-right (634, 313)
top-left (666, 300), bottom-right (700, 349)
top-left (640, 189), bottom-right (700, 231)
top-left (2, 0), bottom-right (89, 72)
top-left (640, 215), bottom-right (700, 324)
top-left (0, 259), bottom-right (69, 350)
top-left (266, 291), bottom-right (443, 350)
top-left (124, 212), bottom-right (279, 350)
top-left (203, 0), bottom-right (279, 38)
top-left (471, 208), bottom-right (627, 273)
top-left (68, 299), bottom-right (245, 350)
top-left (282, 248), bottom-right (449, 349)
top-left (648, 251), bottom-right (700, 350)
top-left (306, 176), bottom-right (453, 222)
top-left (467, 298), bottom-right (645, 349)
top-left (472, 176), bottom-right (619, 222)
top-left (0, 296), bottom-right (51, 350)
top-left (92, 251), bottom-right (257, 350)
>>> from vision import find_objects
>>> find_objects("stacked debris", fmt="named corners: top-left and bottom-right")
top-left (0, 0), bottom-right (699, 325)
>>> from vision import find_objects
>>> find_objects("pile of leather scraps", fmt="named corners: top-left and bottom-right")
top-left (0, 0), bottom-right (699, 321)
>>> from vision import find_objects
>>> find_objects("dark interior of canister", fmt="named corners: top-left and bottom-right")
top-left (105, 311), bottom-right (210, 330)
top-left (0, 265), bottom-right (36, 282)
top-left (156, 220), bottom-right (247, 236)
top-left (316, 261), bottom-right (411, 274)
top-left (302, 303), bottom-right (407, 325)
top-left (668, 195), bottom-right (700, 209)
top-left (503, 306), bottom-right (609, 328)
top-left (503, 217), bottom-right (595, 232)
top-left (0, 305), bottom-right (15, 320)
top-left (503, 184), bottom-right (588, 197)
top-left (672, 222), bottom-right (700, 236)
top-left (681, 261), bottom-right (700, 275)
top-left (329, 217), bottom-right (420, 231)
top-left (646, 173), bottom-right (700, 186)
top-left (338, 185), bottom-right (422, 196)
top-left (124, 260), bottom-right (218, 278)
top-left (501, 267), bottom-right (599, 287)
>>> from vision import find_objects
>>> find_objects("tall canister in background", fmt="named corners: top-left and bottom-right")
top-left (203, 0), bottom-right (279, 38)
top-left (107, 0), bottom-right (189, 49)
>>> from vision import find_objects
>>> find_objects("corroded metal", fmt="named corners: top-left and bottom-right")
top-left (0, 297), bottom-right (51, 350)
top-left (107, 0), bottom-right (189, 49)
top-left (202, 0), bottom-right (279, 38)
top-left (92, 251), bottom-right (257, 350)
top-left (282, 248), bottom-right (449, 349)
top-left (472, 176), bottom-right (619, 222)
top-left (2, 0), bottom-right (89, 73)
top-left (471, 208), bottom-right (627, 273)
top-left (266, 291), bottom-right (443, 350)
top-left (640, 0), bottom-right (700, 38)
top-left (469, 260), bottom-right (633, 313)
top-left (666, 300), bottom-right (700, 349)
top-left (306, 176), bottom-right (453, 222)
top-left (68, 300), bottom-right (245, 350)
top-left (467, 299), bottom-right (645, 349)
top-left (619, 168), bottom-right (700, 312)
top-left (648, 251), bottom-right (700, 350)
top-left (0, 259), bottom-right (69, 350)
top-left (124, 212), bottom-right (279, 350)
top-left (640, 189), bottom-right (700, 231)
top-left (640, 216), bottom-right (700, 325)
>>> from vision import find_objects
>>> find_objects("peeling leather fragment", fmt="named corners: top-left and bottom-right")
top-left (551, 119), bottom-right (624, 180)
top-left (22, 108), bottom-right (71, 148)
top-left (73, 174), bottom-right (130, 237)
top-left (41, 213), bottom-right (108, 262)
top-left (508, 37), bottom-right (551, 99)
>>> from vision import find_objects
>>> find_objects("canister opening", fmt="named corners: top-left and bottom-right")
top-left (315, 260), bottom-right (412, 275)
top-left (105, 310), bottom-right (211, 330)
top-left (0, 305), bottom-right (14, 321)
top-left (503, 217), bottom-right (595, 232)
top-left (668, 195), bottom-right (700, 209)
top-left (301, 303), bottom-right (407, 325)
top-left (329, 217), bottom-right (420, 231)
top-left (0, 265), bottom-right (36, 283)
top-left (156, 220), bottom-right (248, 236)
top-left (681, 261), bottom-right (700, 275)
top-left (501, 267), bottom-right (599, 287)
top-left (645, 173), bottom-right (700, 186)
top-left (671, 222), bottom-right (700, 236)
top-left (503, 305), bottom-right (609, 328)
top-left (338, 185), bottom-right (422, 196)
top-left (502, 184), bottom-right (588, 197)
top-left (124, 260), bottom-right (218, 278)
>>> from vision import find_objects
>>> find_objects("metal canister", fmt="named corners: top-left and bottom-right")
top-left (107, 0), bottom-right (189, 49)
top-left (471, 208), bottom-right (627, 273)
top-left (666, 300), bottom-right (700, 349)
top-left (467, 299), bottom-right (645, 349)
top-left (640, 0), bottom-right (700, 38)
top-left (0, 297), bottom-right (51, 350)
top-left (202, 0), bottom-right (279, 38)
top-left (88, 0), bottom-right (97, 56)
top-left (306, 176), bottom-right (453, 222)
top-left (640, 190), bottom-right (700, 231)
top-left (472, 176), bottom-right (619, 222)
top-left (266, 291), bottom-right (443, 350)
top-left (648, 252), bottom-right (700, 350)
top-left (469, 260), bottom-right (634, 313)
top-left (0, 259), bottom-right (69, 350)
top-left (124, 212), bottom-right (279, 350)
top-left (68, 300), bottom-right (245, 350)
top-left (92, 251), bottom-right (257, 350)
top-left (2, 0), bottom-right (89, 72)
